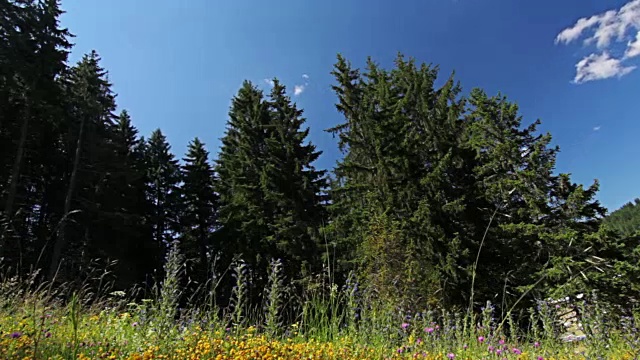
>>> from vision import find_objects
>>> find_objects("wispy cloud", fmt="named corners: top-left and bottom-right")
top-left (293, 74), bottom-right (310, 96)
top-left (625, 30), bottom-right (640, 58)
top-left (263, 78), bottom-right (275, 87)
top-left (556, 0), bottom-right (640, 82)
top-left (593, 126), bottom-right (602, 131)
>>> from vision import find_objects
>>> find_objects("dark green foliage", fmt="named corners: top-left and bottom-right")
top-left (179, 137), bottom-right (217, 288)
top-left (604, 198), bottom-right (640, 237)
top-left (326, 54), bottom-right (617, 316)
top-left (215, 80), bottom-right (327, 301)
top-left (99, 110), bottom-right (158, 287)
top-left (49, 51), bottom-right (118, 279)
top-left (144, 129), bottom-right (182, 257)
top-left (327, 54), bottom-right (470, 309)
top-left (0, 0), bottom-right (71, 273)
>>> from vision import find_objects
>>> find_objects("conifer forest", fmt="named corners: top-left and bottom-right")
top-left (1, 1), bottom-right (640, 359)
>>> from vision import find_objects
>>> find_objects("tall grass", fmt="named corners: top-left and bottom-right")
top-left (0, 249), bottom-right (639, 359)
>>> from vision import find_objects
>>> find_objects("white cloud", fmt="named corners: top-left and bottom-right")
top-left (263, 78), bottom-right (275, 87)
top-left (573, 52), bottom-right (636, 83)
top-left (593, 126), bottom-right (601, 131)
top-left (292, 73), bottom-right (310, 96)
top-left (556, 0), bottom-right (640, 82)
top-left (293, 84), bottom-right (305, 96)
top-left (625, 30), bottom-right (640, 58)
top-left (555, 13), bottom-right (605, 45)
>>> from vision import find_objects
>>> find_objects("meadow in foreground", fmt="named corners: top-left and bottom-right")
top-left (1, 257), bottom-right (639, 360)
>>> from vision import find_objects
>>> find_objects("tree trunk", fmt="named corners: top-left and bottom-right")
top-left (0, 100), bottom-right (30, 257)
top-left (48, 114), bottom-right (85, 280)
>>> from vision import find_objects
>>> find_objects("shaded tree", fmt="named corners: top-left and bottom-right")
top-left (180, 137), bottom-right (217, 287)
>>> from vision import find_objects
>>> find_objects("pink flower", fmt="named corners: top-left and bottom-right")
top-left (401, 322), bottom-right (410, 330)
top-left (447, 353), bottom-right (455, 359)
top-left (512, 348), bottom-right (522, 355)
top-left (478, 336), bottom-right (485, 343)
top-left (534, 341), bottom-right (540, 348)
top-left (499, 339), bottom-right (505, 345)
top-left (424, 327), bottom-right (434, 333)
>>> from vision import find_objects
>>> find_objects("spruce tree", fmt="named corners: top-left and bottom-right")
top-left (264, 79), bottom-right (328, 281)
top-left (0, 0), bottom-right (71, 272)
top-left (144, 129), bottom-right (182, 261)
top-left (48, 50), bottom-right (117, 280)
top-left (327, 54), bottom-right (467, 308)
top-left (215, 80), bottom-right (327, 303)
top-left (604, 198), bottom-right (640, 237)
top-left (95, 110), bottom-right (157, 287)
top-left (180, 137), bottom-right (217, 287)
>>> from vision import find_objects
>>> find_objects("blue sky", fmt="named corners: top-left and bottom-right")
top-left (59, 0), bottom-right (640, 212)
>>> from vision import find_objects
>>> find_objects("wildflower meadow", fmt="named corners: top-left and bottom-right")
top-left (1, 249), bottom-right (639, 360)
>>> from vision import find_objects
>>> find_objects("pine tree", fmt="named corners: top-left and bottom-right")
top-left (215, 81), bottom-right (272, 290)
top-left (604, 198), bottom-right (640, 237)
top-left (48, 50), bottom-right (117, 280)
top-left (0, 0), bottom-right (71, 271)
top-left (94, 110), bottom-right (158, 287)
top-left (215, 80), bottom-right (327, 303)
top-left (263, 79), bottom-right (327, 281)
top-left (327, 54), bottom-right (467, 308)
top-left (144, 129), bottom-right (182, 261)
top-left (180, 137), bottom-right (217, 287)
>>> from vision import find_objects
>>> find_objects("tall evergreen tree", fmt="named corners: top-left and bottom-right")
top-left (263, 79), bottom-right (327, 280)
top-left (327, 54), bottom-right (467, 308)
top-left (48, 50), bottom-right (116, 280)
top-left (215, 80), bottom-right (327, 302)
top-left (0, 0), bottom-right (71, 271)
top-left (144, 129), bottom-right (181, 259)
top-left (215, 81), bottom-right (272, 291)
top-left (94, 110), bottom-right (157, 287)
top-left (180, 137), bottom-right (217, 286)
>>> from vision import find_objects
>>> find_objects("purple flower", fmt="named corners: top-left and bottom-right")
top-left (416, 338), bottom-right (422, 345)
top-left (397, 347), bottom-right (404, 354)
top-left (401, 322), bottom-right (410, 330)
top-left (45, 331), bottom-right (52, 338)
top-left (496, 349), bottom-right (503, 355)
top-left (499, 339), bottom-right (505, 345)
top-left (488, 346), bottom-right (495, 352)
top-left (534, 341), bottom-right (540, 348)
top-left (424, 327), bottom-right (434, 333)
top-left (478, 336), bottom-right (485, 343)
top-left (10, 332), bottom-right (22, 339)
top-left (463, 344), bottom-right (468, 350)
top-left (512, 348), bottom-right (522, 355)
top-left (447, 353), bottom-right (455, 359)
top-left (538, 357), bottom-right (544, 360)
